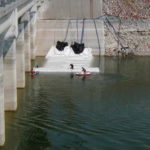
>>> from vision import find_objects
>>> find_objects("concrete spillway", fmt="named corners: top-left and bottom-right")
top-left (34, 46), bottom-right (100, 73)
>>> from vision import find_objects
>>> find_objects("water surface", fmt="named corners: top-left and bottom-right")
top-left (1, 57), bottom-right (150, 150)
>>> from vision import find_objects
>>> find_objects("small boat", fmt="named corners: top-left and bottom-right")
top-left (31, 70), bottom-right (39, 75)
top-left (76, 71), bottom-right (91, 76)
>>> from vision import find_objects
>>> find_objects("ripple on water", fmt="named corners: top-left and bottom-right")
top-left (2, 57), bottom-right (150, 150)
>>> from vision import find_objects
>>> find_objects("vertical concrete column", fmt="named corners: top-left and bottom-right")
top-left (30, 5), bottom-right (37, 60)
top-left (3, 37), bottom-right (17, 111)
top-left (0, 38), bottom-right (5, 146)
top-left (22, 12), bottom-right (31, 72)
top-left (16, 23), bottom-right (25, 88)
top-left (3, 9), bottom-right (18, 111)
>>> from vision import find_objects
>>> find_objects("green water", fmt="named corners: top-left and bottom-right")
top-left (1, 57), bottom-right (150, 150)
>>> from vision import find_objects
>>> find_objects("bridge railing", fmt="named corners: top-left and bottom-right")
top-left (0, 0), bottom-right (36, 19)
top-left (0, 0), bottom-right (36, 7)
top-left (0, 0), bottom-right (15, 7)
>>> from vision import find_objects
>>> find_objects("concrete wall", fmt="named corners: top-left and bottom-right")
top-left (39, 0), bottom-right (102, 19)
top-left (36, 0), bottom-right (105, 56)
top-left (36, 19), bottom-right (105, 56)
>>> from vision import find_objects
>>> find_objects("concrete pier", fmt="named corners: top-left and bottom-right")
top-left (30, 6), bottom-right (37, 60)
top-left (0, 51), bottom-right (5, 146)
top-left (16, 23), bottom-right (25, 88)
top-left (3, 9), bottom-right (18, 111)
top-left (3, 37), bottom-right (17, 111)
top-left (22, 12), bottom-right (31, 72)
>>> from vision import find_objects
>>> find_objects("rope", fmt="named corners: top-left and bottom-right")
top-left (80, 18), bottom-right (85, 44)
top-left (104, 21), bottom-right (120, 45)
top-left (105, 17), bottom-right (131, 56)
top-left (53, 20), bottom-right (57, 45)
top-left (93, 19), bottom-right (101, 69)
top-left (105, 17), bottom-right (130, 49)
top-left (105, 18), bottom-right (124, 48)
top-left (63, 20), bottom-right (71, 42)
top-left (76, 19), bottom-right (79, 42)
top-left (93, 19), bottom-right (101, 55)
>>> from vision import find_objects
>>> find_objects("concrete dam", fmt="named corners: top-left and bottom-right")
top-left (0, 0), bottom-right (103, 146)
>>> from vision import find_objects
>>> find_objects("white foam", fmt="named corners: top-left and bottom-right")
top-left (36, 46), bottom-right (100, 73)
top-left (34, 67), bottom-right (99, 73)
top-left (46, 46), bottom-right (93, 58)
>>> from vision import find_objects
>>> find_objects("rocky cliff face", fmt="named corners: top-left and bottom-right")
top-left (103, 0), bottom-right (150, 56)
top-left (103, 0), bottom-right (150, 19)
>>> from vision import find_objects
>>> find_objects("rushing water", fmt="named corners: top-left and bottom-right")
top-left (1, 57), bottom-right (150, 150)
